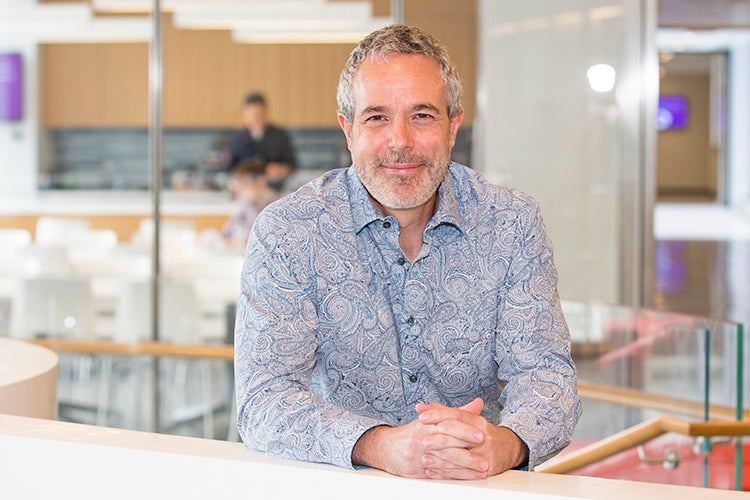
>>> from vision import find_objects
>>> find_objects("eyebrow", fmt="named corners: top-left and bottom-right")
top-left (359, 103), bottom-right (443, 116)
top-left (360, 105), bottom-right (387, 115)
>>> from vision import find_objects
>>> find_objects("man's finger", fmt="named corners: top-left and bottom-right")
top-left (417, 398), bottom-right (485, 426)
top-left (459, 397), bottom-right (484, 415)
top-left (422, 422), bottom-right (483, 449)
top-left (422, 448), bottom-right (490, 476)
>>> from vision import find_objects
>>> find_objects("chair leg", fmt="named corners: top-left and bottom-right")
top-left (227, 382), bottom-right (239, 442)
top-left (200, 360), bottom-right (214, 439)
top-left (96, 356), bottom-right (113, 426)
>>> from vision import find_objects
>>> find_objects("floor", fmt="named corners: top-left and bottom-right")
top-left (651, 202), bottom-right (750, 328)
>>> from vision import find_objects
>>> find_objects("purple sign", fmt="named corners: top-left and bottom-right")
top-left (0, 53), bottom-right (23, 121)
top-left (657, 95), bottom-right (688, 131)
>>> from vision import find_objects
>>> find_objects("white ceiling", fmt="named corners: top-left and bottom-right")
top-left (659, 0), bottom-right (750, 29)
top-left (658, 0), bottom-right (750, 76)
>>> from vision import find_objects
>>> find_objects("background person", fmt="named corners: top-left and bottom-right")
top-left (221, 158), bottom-right (278, 248)
top-left (235, 24), bottom-right (581, 480)
top-left (225, 92), bottom-right (297, 192)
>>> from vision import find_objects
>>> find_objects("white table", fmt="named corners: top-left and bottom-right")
top-left (0, 414), bottom-right (745, 500)
top-left (0, 339), bottom-right (58, 419)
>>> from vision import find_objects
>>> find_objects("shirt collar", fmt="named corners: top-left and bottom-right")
top-left (347, 163), bottom-right (465, 235)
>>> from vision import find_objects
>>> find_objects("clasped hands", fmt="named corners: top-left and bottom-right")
top-left (352, 397), bottom-right (527, 480)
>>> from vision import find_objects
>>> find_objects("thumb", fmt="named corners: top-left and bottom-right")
top-left (460, 397), bottom-right (484, 415)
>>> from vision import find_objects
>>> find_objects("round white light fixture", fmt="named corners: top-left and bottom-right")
top-left (587, 64), bottom-right (616, 92)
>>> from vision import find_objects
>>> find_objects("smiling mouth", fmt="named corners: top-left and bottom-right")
top-left (383, 163), bottom-right (422, 172)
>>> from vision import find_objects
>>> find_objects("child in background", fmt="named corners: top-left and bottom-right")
top-left (222, 158), bottom-right (278, 248)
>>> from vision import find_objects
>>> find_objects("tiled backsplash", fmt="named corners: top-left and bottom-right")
top-left (41, 127), bottom-right (473, 191)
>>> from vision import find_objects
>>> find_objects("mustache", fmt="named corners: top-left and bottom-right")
top-left (374, 151), bottom-right (433, 166)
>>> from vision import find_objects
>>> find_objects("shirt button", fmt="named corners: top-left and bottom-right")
top-left (383, 221), bottom-right (391, 229)
top-left (407, 316), bottom-right (415, 326)
top-left (397, 257), bottom-right (406, 265)
top-left (408, 374), bottom-right (418, 383)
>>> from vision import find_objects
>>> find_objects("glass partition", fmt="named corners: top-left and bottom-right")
top-left (0, 0), bottom-right (400, 439)
top-left (564, 299), bottom-right (745, 490)
top-left (477, 0), bottom-right (658, 306)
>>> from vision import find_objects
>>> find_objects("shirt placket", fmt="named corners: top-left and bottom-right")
top-left (399, 235), bottom-right (434, 406)
top-left (372, 218), bottom-right (428, 407)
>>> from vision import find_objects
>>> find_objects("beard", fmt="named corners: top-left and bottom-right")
top-left (355, 151), bottom-right (450, 210)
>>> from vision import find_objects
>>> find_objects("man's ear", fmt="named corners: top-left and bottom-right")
top-left (448, 108), bottom-right (464, 149)
top-left (337, 113), bottom-right (353, 149)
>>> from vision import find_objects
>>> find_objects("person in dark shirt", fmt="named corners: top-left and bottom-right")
top-left (226, 92), bottom-right (296, 192)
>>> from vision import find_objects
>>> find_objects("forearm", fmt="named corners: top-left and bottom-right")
top-left (496, 204), bottom-right (582, 468)
top-left (236, 365), bottom-right (384, 468)
top-left (235, 238), bottom-right (385, 468)
top-left (498, 368), bottom-right (579, 468)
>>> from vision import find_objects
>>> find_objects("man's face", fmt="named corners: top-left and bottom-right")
top-left (338, 53), bottom-right (463, 211)
top-left (242, 103), bottom-right (267, 132)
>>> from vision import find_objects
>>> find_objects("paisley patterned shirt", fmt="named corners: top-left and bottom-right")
top-left (235, 163), bottom-right (581, 470)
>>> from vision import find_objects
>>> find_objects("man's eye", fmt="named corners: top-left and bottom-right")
top-left (414, 113), bottom-right (434, 120)
top-left (365, 115), bottom-right (385, 122)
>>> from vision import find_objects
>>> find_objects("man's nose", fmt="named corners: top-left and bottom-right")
top-left (388, 116), bottom-right (413, 152)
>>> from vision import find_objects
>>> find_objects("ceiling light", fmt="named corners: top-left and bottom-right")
top-left (92, 0), bottom-right (327, 14)
top-left (232, 18), bottom-right (394, 44)
top-left (173, 2), bottom-right (372, 31)
top-left (37, 18), bottom-right (151, 43)
top-left (587, 64), bottom-right (616, 93)
top-left (0, 3), bottom-right (91, 34)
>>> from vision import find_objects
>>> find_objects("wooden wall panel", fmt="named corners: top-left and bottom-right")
top-left (42, 45), bottom-right (98, 126)
top-left (0, 215), bottom-right (227, 243)
top-left (42, 43), bottom-right (149, 127)
top-left (40, 0), bottom-right (476, 128)
top-left (405, 0), bottom-right (477, 124)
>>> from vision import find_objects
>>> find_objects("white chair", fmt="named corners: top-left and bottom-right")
top-left (181, 250), bottom-right (244, 343)
top-left (66, 229), bottom-right (119, 264)
top-left (9, 276), bottom-right (94, 340)
top-left (0, 228), bottom-right (32, 253)
top-left (35, 217), bottom-right (90, 248)
top-left (8, 276), bottom-right (99, 423)
top-left (113, 278), bottom-right (201, 343)
top-left (1, 247), bottom-right (73, 339)
top-left (131, 219), bottom-right (198, 275)
top-left (0, 229), bottom-right (33, 335)
top-left (0, 246), bottom-right (72, 278)
top-left (106, 278), bottom-right (217, 437)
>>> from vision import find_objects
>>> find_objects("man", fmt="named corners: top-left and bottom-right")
top-left (235, 24), bottom-right (580, 480)
top-left (225, 92), bottom-right (296, 192)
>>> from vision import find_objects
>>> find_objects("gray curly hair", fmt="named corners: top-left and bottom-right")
top-left (336, 24), bottom-right (463, 123)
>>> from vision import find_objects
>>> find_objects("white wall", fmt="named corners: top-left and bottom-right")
top-left (0, 0), bottom-right (39, 199)
top-left (477, 0), bottom-right (654, 304)
top-left (728, 35), bottom-right (750, 210)
top-left (0, 39), bottom-right (38, 200)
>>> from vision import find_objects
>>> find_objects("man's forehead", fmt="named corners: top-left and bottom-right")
top-left (351, 54), bottom-right (447, 108)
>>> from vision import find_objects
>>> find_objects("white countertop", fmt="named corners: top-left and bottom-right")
top-left (0, 414), bottom-right (745, 499)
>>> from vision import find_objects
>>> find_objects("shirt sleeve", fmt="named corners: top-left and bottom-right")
top-left (234, 210), bottom-right (385, 469)
top-left (493, 198), bottom-right (582, 470)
